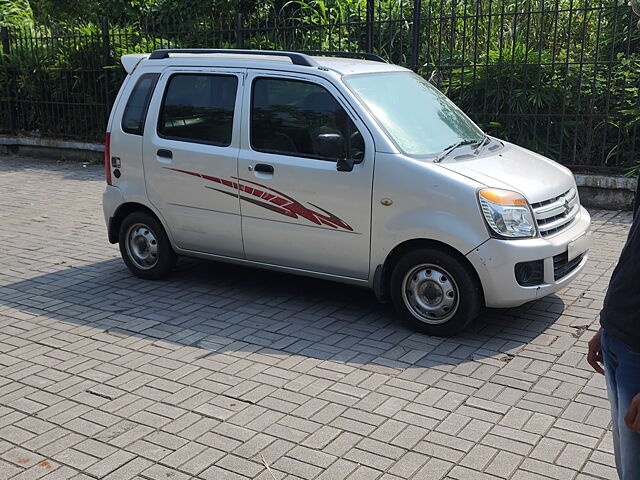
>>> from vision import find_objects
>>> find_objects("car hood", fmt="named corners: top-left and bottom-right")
top-left (438, 141), bottom-right (576, 204)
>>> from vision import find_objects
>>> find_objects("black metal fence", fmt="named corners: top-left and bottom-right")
top-left (1, 0), bottom-right (639, 173)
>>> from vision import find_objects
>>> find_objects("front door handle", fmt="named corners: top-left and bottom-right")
top-left (157, 149), bottom-right (173, 159)
top-left (254, 163), bottom-right (274, 174)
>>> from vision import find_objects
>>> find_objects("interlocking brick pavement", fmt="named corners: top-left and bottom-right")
top-left (0, 156), bottom-right (630, 479)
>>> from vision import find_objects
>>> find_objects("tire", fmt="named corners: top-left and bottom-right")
top-left (390, 247), bottom-right (482, 336)
top-left (118, 211), bottom-right (176, 280)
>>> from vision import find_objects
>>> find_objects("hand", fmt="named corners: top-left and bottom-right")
top-left (625, 393), bottom-right (640, 433)
top-left (587, 328), bottom-right (604, 375)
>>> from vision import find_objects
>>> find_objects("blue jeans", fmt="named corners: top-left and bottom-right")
top-left (602, 328), bottom-right (640, 480)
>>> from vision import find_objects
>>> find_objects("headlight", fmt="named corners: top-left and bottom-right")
top-left (479, 189), bottom-right (537, 238)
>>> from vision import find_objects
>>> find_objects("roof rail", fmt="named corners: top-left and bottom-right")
top-left (148, 49), bottom-right (318, 67)
top-left (296, 51), bottom-right (387, 63)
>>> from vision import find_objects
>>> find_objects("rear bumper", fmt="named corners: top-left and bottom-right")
top-left (103, 186), bottom-right (124, 243)
top-left (466, 206), bottom-right (591, 308)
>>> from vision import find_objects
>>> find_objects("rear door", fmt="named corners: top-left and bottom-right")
top-left (237, 71), bottom-right (374, 279)
top-left (143, 67), bottom-right (246, 257)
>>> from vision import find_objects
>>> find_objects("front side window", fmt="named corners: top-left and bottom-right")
top-left (122, 73), bottom-right (159, 135)
top-left (251, 78), bottom-right (364, 162)
top-left (158, 74), bottom-right (238, 146)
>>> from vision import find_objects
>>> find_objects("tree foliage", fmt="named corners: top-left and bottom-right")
top-left (0, 0), bottom-right (34, 27)
top-left (28, 0), bottom-right (262, 24)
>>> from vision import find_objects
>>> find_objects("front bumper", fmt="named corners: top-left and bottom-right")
top-left (466, 206), bottom-right (591, 308)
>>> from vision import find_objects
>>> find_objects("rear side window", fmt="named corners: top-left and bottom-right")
top-left (121, 73), bottom-right (159, 135)
top-left (158, 74), bottom-right (238, 146)
top-left (251, 78), bottom-right (364, 162)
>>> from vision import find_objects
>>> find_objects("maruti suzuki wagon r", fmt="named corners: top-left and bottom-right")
top-left (102, 49), bottom-right (591, 335)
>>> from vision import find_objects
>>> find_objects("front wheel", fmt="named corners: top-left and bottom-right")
top-left (390, 247), bottom-right (482, 336)
top-left (118, 211), bottom-right (176, 280)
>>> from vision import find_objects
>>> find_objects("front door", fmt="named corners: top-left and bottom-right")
top-left (237, 72), bottom-right (374, 279)
top-left (143, 68), bottom-right (245, 257)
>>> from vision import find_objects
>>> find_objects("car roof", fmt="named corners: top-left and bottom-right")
top-left (311, 56), bottom-right (407, 75)
top-left (120, 50), bottom-right (408, 76)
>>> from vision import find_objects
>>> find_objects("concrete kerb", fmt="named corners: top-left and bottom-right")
top-left (1, 135), bottom-right (636, 209)
top-left (0, 135), bottom-right (104, 163)
top-left (575, 173), bottom-right (637, 210)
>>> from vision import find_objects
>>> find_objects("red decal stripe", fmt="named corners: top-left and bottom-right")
top-left (201, 174), bottom-right (222, 184)
top-left (166, 167), bottom-right (353, 232)
top-left (167, 167), bottom-right (202, 178)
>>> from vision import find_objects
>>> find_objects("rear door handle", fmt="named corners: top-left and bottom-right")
top-left (254, 163), bottom-right (274, 174)
top-left (157, 149), bottom-right (173, 159)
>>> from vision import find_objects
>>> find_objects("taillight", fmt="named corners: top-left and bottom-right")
top-left (104, 132), bottom-right (112, 185)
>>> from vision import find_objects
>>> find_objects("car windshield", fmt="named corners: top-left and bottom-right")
top-left (344, 71), bottom-right (485, 157)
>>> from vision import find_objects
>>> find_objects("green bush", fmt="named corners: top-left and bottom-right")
top-left (0, 0), bottom-right (638, 174)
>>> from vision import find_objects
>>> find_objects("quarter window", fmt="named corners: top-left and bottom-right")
top-left (158, 74), bottom-right (238, 146)
top-left (121, 73), bottom-right (159, 135)
top-left (251, 78), bottom-right (364, 161)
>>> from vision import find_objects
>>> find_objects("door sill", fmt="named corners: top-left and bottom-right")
top-left (174, 247), bottom-right (370, 286)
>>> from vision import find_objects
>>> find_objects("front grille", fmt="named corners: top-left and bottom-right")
top-left (553, 251), bottom-right (586, 281)
top-left (531, 188), bottom-right (580, 238)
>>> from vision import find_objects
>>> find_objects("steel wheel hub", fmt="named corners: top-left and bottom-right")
top-left (126, 223), bottom-right (158, 270)
top-left (402, 264), bottom-right (459, 324)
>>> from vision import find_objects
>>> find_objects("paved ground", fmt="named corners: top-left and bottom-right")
top-left (0, 156), bottom-right (631, 480)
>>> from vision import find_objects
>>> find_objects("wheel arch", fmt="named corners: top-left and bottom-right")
top-left (108, 202), bottom-right (164, 244)
top-left (375, 238), bottom-right (485, 305)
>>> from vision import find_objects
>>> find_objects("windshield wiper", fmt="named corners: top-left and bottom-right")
top-left (434, 139), bottom-right (481, 163)
top-left (473, 135), bottom-right (491, 156)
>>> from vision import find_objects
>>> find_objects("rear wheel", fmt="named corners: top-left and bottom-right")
top-left (118, 211), bottom-right (176, 280)
top-left (390, 247), bottom-right (482, 336)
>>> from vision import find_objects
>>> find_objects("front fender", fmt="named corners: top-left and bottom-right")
top-left (369, 153), bottom-right (490, 285)
top-left (384, 209), bottom-right (490, 256)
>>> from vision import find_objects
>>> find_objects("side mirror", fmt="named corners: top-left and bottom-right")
top-left (336, 157), bottom-right (355, 172)
top-left (314, 133), bottom-right (354, 172)
top-left (315, 132), bottom-right (343, 156)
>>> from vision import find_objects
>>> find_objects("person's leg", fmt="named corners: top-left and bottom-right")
top-left (612, 335), bottom-right (640, 479)
top-left (601, 329), bottom-right (622, 477)
top-left (602, 329), bottom-right (640, 479)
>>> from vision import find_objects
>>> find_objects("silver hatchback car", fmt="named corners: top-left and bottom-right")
top-left (103, 49), bottom-right (591, 336)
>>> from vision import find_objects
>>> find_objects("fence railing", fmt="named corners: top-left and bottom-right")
top-left (1, 0), bottom-right (638, 173)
